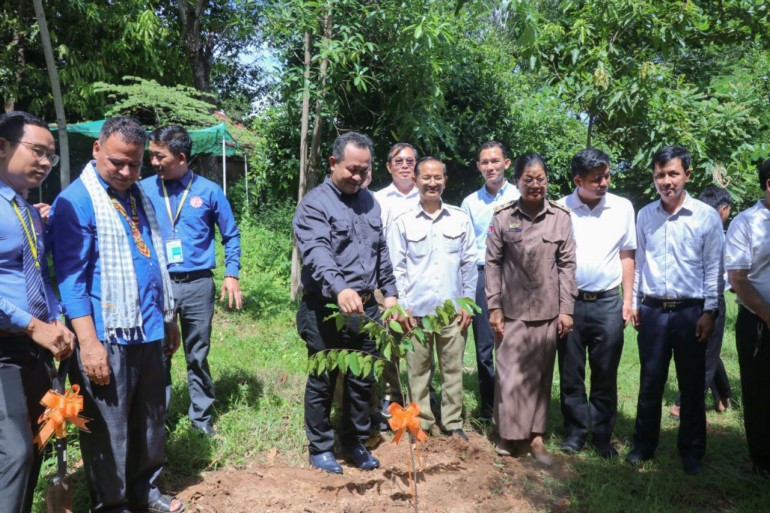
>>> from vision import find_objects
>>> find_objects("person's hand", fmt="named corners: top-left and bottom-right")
top-left (489, 308), bottom-right (504, 341)
top-left (557, 313), bottom-right (573, 339)
top-left (397, 309), bottom-right (418, 332)
top-left (630, 309), bottom-right (640, 331)
top-left (337, 288), bottom-right (363, 315)
top-left (695, 313), bottom-right (715, 343)
top-left (382, 295), bottom-right (398, 320)
top-left (622, 300), bottom-right (633, 328)
top-left (164, 320), bottom-right (181, 355)
top-left (458, 308), bottom-right (472, 332)
top-left (78, 337), bottom-right (111, 386)
top-left (220, 276), bottom-right (243, 310)
top-left (33, 203), bottom-right (51, 224)
top-left (24, 317), bottom-right (75, 361)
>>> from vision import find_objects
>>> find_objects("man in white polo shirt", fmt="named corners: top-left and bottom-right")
top-left (461, 141), bottom-right (520, 421)
top-left (557, 148), bottom-right (636, 459)
top-left (725, 158), bottom-right (770, 478)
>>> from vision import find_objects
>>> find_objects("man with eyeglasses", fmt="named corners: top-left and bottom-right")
top-left (460, 141), bottom-right (520, 422)
top-left (0, 111), bottom-right (75, 512)
top-left (371, 142), bottom-right (421, 428)
top-left (50, 117), bottom-right (184, 512)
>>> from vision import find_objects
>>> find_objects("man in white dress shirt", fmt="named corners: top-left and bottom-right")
top-left (725, 158), bottom-right (770, 478)
top-left (557, 148), bottom-right (636, 459)
top-left (626, 146), bottom-right (723, 475)
top-left (389, 157), bottom-right (477, 439)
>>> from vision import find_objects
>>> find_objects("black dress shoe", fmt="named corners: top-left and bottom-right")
top-left (344, 444), bottom-right (380, 470)
top-left (447, 429), bottom-right (469, 441)
top-left (593, 442), bottom-right (618, 459)
top-left (625, 451), bottom-right (653, 466)
top-left (559, 438), bottom-right (584, 454)
top-left (682, 457), bottom-right (702, 475)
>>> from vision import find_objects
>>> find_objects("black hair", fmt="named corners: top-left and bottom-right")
top-left (477, 141), bottom-right (508, 161)
top-left (387, 142), bottom-right (418, 162)
top-left (414, 156), bottom-right (447, 176)
top-left (651, 145), bottom-right (691, 172)
top-left (570, 148), bottom-right (610, 179)
top-left (150, 125), bottom-right (193, 160)
top-left (332, 131), bottom-right (374, 163)
top-left (697, 186), bottom-right (733, 210)
top-left (0, 111), bottom-right (49, 143)
top-left (759, 158), bottom-right (770, 191)
top-left (512, 152), bottom-right (548, 181)
top-left (99, 116), bottom-right (147, 145)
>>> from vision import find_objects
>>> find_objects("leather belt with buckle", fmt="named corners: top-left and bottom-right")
top-left (169, 269), bottom-right (213, 283)
top-left (358, 291), bottom-right (374, 304)
top-left (577, 289), bottom-right (618, 302)
top-left (641, 296), bottom-right (704, 311)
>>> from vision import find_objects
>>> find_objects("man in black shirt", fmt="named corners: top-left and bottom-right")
top-left (293, 132), bottom-right (398, 474)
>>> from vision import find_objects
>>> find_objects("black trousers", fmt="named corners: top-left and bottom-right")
top-left (0, 337), bottom-right (51, 513)
top-left (297, 296), bottom-right (377, 454)
top-left (735, 306), bottom-right (770, 473)
top-left (71, 341), bottom-right (166, 513)
top-left (557, 294), bottom-right (624, 444)
top-left (632, 302), bottom-right (706, 461)
top-left (471, 267), bottom-right (495, 419)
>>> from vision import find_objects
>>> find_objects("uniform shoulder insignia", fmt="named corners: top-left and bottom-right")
top-left (549, 200), bottom-right (571, 213)
top-left (493, 200), bottom-right (516, 213)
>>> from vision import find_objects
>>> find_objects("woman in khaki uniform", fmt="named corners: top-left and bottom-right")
top-left (486, 152), bottom-right (577, 465)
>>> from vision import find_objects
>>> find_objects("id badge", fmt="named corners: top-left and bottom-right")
top-left (165, 239), bottom-right (184, 264)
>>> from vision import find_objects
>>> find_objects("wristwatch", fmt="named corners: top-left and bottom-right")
top-left (703, 308), bottom-right (719, 319)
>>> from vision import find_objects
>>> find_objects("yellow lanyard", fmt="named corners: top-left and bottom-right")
top-left (11, 200), bottom-right (40, 268)
top-left (161, 173), bottom-right (194, 231)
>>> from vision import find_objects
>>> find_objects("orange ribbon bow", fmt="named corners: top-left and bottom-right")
top-left (387, 402), bottom-right (429, 444)
top-left (33, 385), bottom-right (90, 451)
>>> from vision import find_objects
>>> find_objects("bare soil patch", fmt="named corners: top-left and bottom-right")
top-left (173, 432), bottom-right (573, 513)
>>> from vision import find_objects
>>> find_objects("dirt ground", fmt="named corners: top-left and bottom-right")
top-left (172, 432), bottom-right (574, 513)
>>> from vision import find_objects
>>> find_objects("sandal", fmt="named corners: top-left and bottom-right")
top-left (147, 494), bottom-right (185, 513)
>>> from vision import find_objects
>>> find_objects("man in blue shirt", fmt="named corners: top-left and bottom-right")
top-left (142, 125), bottom-right (242, 437)
top-left (460, 141), bottom-right (520, 421)
top-left (0, 111), bottom-right (75, 513)
top-left (51, 117), bottom-right (184, 513)
top-left (627, 146), bottom-right (723, 475)
top-left (294, 132), bottom-right (398, 474)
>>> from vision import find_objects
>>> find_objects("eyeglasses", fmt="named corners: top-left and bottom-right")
top-left (16, 140), bottom-right (60, 167)
top-left (520, 176), bottom-right (547, 186)
top-left (392, 158), bottom-right (416, 167)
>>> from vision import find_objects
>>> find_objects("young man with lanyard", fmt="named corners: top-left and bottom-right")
top-left (51, 117), bottom-right (183, 513)
top-left (141, 125), bottom-right (242, 437)
top-left (460, 141), bottom-right (520, 422)
top-left (0, 111), bottom-right (75, 513)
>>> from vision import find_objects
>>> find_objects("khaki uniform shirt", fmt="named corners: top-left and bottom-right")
top-left (485, 199), bottom-right (577, 321)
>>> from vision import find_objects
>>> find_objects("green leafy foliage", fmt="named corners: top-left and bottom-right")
top-left (310, 298), bottom-right (479, 401)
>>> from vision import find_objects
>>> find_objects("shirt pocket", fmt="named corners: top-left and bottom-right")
top-left (330, 219), bottom-right (352, 256)
top-left (679, 235), bottom-right (703, 266)
top-left (541, 234), bottom-right (562, 260)
top-left (405, 225), bottom-right (429, 258)
top-left (442, 225), bottom-right (464, 253)
top-left (366, 216), bottom-right (383, 252)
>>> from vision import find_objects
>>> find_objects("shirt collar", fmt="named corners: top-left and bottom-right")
top-left (512, 199), bottom-right (551, 220)
top-left (385, 182), bottom-right (418, 198)
top-left (0, 178), bottom-right (18, 202)
top-left (480, 180), bottom-right (510, 200)
top-left (569, 188), bottom-right (608, 211)
top-left (415, 201), bottom-right (450, 220)
top-left (90, 160), bottom-right (139, 199)
top-left (656, 190), bottom-right (693, 216)
top-left (163, 169), bottom-right (193, 188)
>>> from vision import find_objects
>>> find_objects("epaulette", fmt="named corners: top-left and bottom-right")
top-left (493, 200), bottom-right (516, 213)
top-left (549, 199), bottom-right (571, 214)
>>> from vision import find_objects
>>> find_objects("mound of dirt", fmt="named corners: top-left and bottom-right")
top-left (174, 432), bottom-right (573, 512)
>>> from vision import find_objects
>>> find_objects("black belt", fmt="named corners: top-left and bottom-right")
top-left (641, 296), bottom-right (703, 312)
top-left (577, 289), bottom-right (618, 302)
top-left (169, 269), bottom-right (213, 283)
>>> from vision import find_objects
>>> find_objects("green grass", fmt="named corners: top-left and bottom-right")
top-left (33, 217), bottom-right (770, 511)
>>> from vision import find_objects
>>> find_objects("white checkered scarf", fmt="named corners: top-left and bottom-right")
top-left (80, 161), bottom-right (175, 342)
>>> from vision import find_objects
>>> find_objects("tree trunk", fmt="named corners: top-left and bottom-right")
top-left (290, 30), bottom-right (314, 300)
top-left (32, 0), bottom-right (70, 188)
top-left (307, 11), bottom-right (332, 190)
top-left (176, 0), bottom-right (213, 93)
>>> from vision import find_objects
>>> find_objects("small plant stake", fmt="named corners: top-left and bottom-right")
top-left (308, 298), bottom-right (480, 512)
